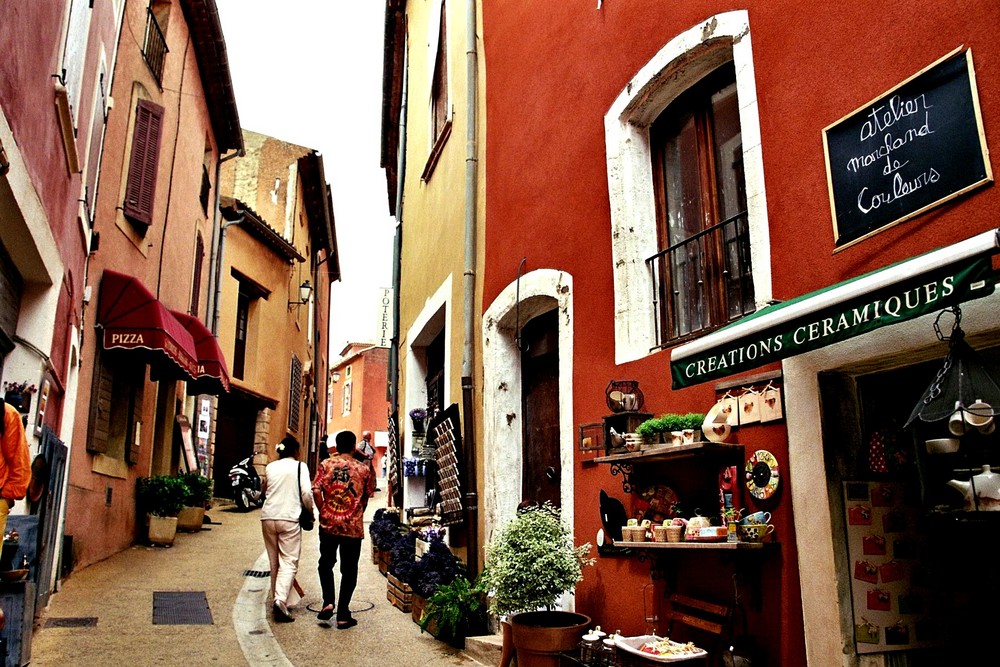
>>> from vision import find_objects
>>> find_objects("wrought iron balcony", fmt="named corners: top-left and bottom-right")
top-left (646, 211), bottom-right (755, 348)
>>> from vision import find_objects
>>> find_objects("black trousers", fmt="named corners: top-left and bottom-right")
top-left (317, 531), bottom-right (363, 621)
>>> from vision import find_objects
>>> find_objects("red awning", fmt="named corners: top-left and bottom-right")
top-left (170, 310), bottom-right (231, 394)
top-left (96, 270), bottom-right (199, 379)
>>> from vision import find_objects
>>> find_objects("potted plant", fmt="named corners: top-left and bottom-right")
top-left (477, 502), bottom-right (595, 667)
top-left (369, 507), bottom-right (403, 573)
top-left (136, 475), bottom-right (188, 546)
top-left (176, 472), bottom-right (212, 532)
top-left (679, 412), bottom-right (706, 443)
top-left (409, 407), bottom-right (428, 434)
top-left (418, 575), bottom-right (487, 648)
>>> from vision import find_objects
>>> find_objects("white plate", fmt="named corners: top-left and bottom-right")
top-left (614, 634), bottom-right (707, 663)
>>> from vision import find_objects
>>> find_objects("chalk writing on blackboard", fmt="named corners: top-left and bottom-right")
top-left (823, 48), bottom-right (992, 250)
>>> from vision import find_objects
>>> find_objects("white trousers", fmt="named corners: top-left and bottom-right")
top-left (261, 518), bottom-right (301, 605)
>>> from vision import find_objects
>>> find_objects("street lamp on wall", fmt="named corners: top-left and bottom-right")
top-left (332, 370), bottom-right (341, 383)
top-left (288, 280), bottom-right (313, 309)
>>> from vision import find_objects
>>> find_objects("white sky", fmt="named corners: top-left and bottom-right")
top-left (215, 1), bottom-right (395, 360)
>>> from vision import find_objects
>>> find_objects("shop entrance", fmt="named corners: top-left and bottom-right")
top-left (213, 391), bottom-right (259, 498)
top-left (820, 344), bottom-right (1000, 664)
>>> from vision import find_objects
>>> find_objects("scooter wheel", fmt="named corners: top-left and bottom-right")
top-left (235, 490), bottom-right (249, 511)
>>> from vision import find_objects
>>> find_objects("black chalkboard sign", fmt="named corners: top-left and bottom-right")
top-left (823, 48), bottom-right (992, 249)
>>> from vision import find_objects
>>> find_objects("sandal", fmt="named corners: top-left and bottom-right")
top-left (317, 605), bottom-right (334, 624)
top-left (336, 618), bottom-right (358, 630)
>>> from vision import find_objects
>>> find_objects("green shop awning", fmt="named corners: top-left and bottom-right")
top-left (670, 229), bottom-right (999, 389)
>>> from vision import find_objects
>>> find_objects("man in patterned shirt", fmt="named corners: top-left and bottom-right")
top-left (312, 430), bottom-right (375, 628)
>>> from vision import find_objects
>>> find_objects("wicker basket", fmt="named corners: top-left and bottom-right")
top-left (652, 525), bottom-right (669, 543)
top-left (664, 525), bottom-right (685, 543)
top-left (622, 525), bottom-right (647, 542)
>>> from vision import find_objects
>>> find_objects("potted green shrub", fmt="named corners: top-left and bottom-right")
top-left (176, 472), bottom-right (212, 532)
top-left (418, 575), bottom-right (487, 648)
top-left (477, 502), bottom-right (595, 667)
top-left (136, 475), bottom-right (188, 546)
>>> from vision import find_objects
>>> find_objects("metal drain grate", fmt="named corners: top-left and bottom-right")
top-left (243, 569), bottom-right (269, 578)
top-left (44, 617), bottom-right (98, 628)
top-left (152, 591), bottom-right (213, 625)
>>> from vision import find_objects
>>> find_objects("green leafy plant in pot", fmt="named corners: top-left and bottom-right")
top-left (418, 575), bottom-right (486, 648)
top-left (176, 472), bottom-right (213, 532)
top-left (478, 502), bottom-right (595, 667)
top-left (136, 475), bottom-right (188, 546)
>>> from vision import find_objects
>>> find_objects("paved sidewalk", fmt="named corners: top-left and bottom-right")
top-left (30, 488), bottom-right (487, 667)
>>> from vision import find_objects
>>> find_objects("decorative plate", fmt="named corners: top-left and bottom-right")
top-left (746, 449), bottom-right (780, 500)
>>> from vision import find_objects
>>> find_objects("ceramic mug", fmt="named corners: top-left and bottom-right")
top-left (741, 511), bottom-right (771, 525)
top-left (949, 401), bottom-right (968, 436)
top-left (737, 523), bottom-right (774, 542)
top-left (965, 399), bottom-right (994, 432)
top-left (621, 393), bottom-right (637, 411)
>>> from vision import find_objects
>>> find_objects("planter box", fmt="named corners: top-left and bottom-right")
top-left (377, 549), bottom-right (390, 576)
top-left (387, 572), bottom-right (413, 612)
top-left (411, 594), bottom-right (427, 624)
top-left (176, 506), bottom-right (205, 532)
top-left (147, 515), bottom-right (178, 546)
top-left (371, 544), bottom-right (381, 565)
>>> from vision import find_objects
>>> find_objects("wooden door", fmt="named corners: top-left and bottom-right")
top-left (521, 310), bottom-right (560, 507)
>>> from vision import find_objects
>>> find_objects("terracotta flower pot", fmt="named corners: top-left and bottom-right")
top-left (509, 610), bottom-right (591, 667)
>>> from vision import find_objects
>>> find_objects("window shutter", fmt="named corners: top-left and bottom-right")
top-left (87, 354), bottom-right (113, 454)
top-left (288, 355), bottom-right (302, 431)
top-left (126, 378), bottom-right (144, 465)
top-left (123, 99), bottom-right (164, 226)
top-left (190, 233), bottom-right (204, 314)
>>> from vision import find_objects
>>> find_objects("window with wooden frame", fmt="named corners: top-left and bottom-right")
top-left (430, 4), bottom-right (449, 142)
top-left (650, 62), bottom-right (754, 344)
top-left (87, 347), bottom-right (144, 464)
top-left (233, 289), bottom-right (249, 380)
top-left (122, 99), bottom-right (164, 227)
top-left (421, 0), bottom-right (451, 180)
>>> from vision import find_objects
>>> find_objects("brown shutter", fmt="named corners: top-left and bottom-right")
top-left (122, 99), bottom-right (164, 226)
top-left (190, 232), bottom-right (204, 314)
top-left (126, 377), bottom-right (144, 465)
top-left (87, 353), bottom-right (113, 454)
top-left (288, 355), bottom-right (302, 432)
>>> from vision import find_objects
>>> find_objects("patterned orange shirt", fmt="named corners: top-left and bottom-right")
top-left (311, 453), bottom-right (374, 538)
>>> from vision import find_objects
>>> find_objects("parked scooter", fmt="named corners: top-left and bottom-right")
top-left (229, 456), bottom-right (264, 511)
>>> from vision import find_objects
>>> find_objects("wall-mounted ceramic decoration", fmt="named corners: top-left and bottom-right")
top-left (746, 449), bottom-right (780, 500)
top-left (738, 388), bottom-right (760, 425)
top-left (760, 383), bottom-right (784, 422)
top-left (720, 393), bottom-right (739, 426)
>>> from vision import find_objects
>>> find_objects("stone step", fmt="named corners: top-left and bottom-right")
top-left (462, 633), bottom-right (505, 666)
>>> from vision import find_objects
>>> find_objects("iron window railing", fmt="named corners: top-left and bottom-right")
top-left (142, 7), bottom-right (168, 85)
top-left (646, 210), bottom-right (755, 348)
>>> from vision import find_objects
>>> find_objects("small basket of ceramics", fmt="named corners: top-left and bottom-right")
top-left (664, 524), bottom-right (685, 543)
top-left (652, 525), bottom-right (670, 543)
top-left (621, 525), bottom-right (648, 542)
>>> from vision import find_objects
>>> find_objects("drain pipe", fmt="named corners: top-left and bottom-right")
top-left (211, 212), bottom-right (244, 336)
top-left (207, 148), bottom-right (243, 333)
top-left (461, 0), bottom-right (480, 576)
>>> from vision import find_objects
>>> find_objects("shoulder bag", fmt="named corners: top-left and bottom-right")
top-left (297, 462), bottom-right (314, 531)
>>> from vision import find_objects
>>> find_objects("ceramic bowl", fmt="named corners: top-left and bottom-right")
top-left (0, 568), bottom-right (28, 582)
top-left (925, 438), bottom-right (960, 455)
top-left (740, 511), bottom-right (772, 525)
top-left (737, 523), bottom-right (774, 543)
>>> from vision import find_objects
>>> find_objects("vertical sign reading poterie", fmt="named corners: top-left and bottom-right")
top-left (377, 287), bottom-right (394, 348)
top-left (823, 48), bottom-right (992, 250)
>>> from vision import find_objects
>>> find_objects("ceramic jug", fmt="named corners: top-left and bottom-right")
top-left (947, 464), bottom-right (1000, 511)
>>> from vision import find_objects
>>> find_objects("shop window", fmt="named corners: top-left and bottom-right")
top-left (604, 10), bottom-right (771, 362)
top-left (289, 355), bottom-right (302, 431)
top-left (122, 99), bottom-right (164, 228)
top-left (87, 348), bottom-right (144, 464)
top-left (651, 62), bottom-right (754, 343)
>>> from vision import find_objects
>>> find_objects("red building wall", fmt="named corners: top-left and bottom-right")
top-left (481, 1), bottom-right (1000, 664)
